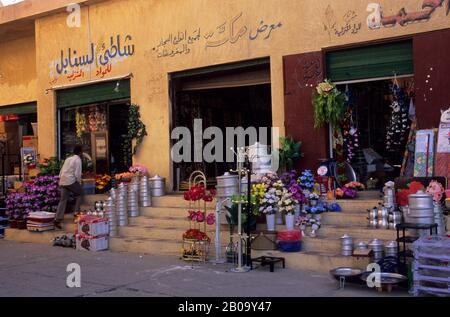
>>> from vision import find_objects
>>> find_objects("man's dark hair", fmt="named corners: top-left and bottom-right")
top-left (73, 145), bottom-right (83, 156)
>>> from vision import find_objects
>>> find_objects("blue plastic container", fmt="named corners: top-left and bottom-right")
top-left (277, 240), bottom-right (302, 252)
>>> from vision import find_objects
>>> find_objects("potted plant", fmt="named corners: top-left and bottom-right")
top-left (277, 186), bottom-right (298, 230)
top-left (258, 186), bottom-right (279, 231)
top-left (278, 137), bottom-right (302, 173)
top-left (312, 79), bottom-right (346, 128)
top-left (298, 169), bottom-right (315, 197)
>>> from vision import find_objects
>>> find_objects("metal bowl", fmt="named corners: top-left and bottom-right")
top-left (360, 272), bottom-right (407, 286)
top-left (330, 267), bottom-right (363, 282)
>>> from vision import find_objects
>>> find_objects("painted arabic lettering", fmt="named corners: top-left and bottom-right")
top-left (324, 6), bottom-right (362, 39)
top-left (367, 0), bottom-right (450, 29)
top-left (152, 12), bottom-right (283, 58)
top-left (54, 34), bottom-right (135, 75)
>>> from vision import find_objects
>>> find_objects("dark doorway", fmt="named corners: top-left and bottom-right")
top-left (171, 62), bottom-right (272, 190)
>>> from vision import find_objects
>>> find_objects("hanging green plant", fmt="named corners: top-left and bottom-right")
top-left (123, 104), bottom-right (147, 167)
top-left (312, 79), bottom-right (346, 128)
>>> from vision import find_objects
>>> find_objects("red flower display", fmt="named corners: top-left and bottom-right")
top-left (183, 185), bottom-right (216, 202)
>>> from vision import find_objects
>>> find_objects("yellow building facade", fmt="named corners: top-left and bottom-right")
top-left (1, 0), bottom-right (450, 189)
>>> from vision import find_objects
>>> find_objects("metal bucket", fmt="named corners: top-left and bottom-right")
top-left (248, 142), bottom-right (272, 176)
top-left (385, 241), bottom-right (398, 257)
top-left (407, 191), bottom-right (434, 232)
top-left (216, 172), bottom-right (238, 198)
top-left (149, 175), bottom-right (166, 197)
top-left (341, 234), bottom-right (353, 256)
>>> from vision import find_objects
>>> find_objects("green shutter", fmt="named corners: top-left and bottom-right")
top-left (326, 41), bottom-right (413, 82)
top-left (0, 102), bottom-right (37, 115)
top-left (57, 80), bottom-right (130, 108)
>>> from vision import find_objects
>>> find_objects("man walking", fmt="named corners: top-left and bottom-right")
top-left (55, 145), bottom-right (84, 229)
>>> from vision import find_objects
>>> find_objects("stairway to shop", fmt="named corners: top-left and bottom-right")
top-left (253, 196), bottom-right (398, 272)
top-left (109, 195), bottom-right (220, 256)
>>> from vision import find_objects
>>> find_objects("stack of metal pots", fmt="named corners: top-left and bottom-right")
top-left (105, 197), bottom-right (117, 237)
top-left (356, 241), bottom-right (369, 252)
top-left (407, 190), bottom-right (434, 237)
top-left (367, 206), bottom-right (378, 228)
top-left (149, 175), bottom-right (166, 197)
top-left (216, 172), bottom-right (238, 199)
top-left (117, 183), bottom-right (128, 226)
top-left (109, 187), bottom-right (117, 200)
top-left (377, 204), bottom-right (389, 229)
top-left (388, 210), bottom-right (402, 230)
top-left (248, 142), bottom-right (273, 177)
top-left (139, 175), bottom-right (151, 207)
top-left (384, 241), bottom-right (398, 257)
top-left (433, 202), bottom-right (445, 235)
top-left (341, 234), bottom-right (353, 256)
top-left (128, 185), bottom-right (139, 218)
top-left (369, 239), bottom-right (384, 261)
top-left (383, 181), bottom-right (396, 209)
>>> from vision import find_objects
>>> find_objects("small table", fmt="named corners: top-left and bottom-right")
top-left (251, 256), bottom-right (285, 272)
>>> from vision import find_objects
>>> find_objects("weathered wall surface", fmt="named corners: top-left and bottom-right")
top-left (18, 0), bottom-right (450, 186)
top-left (0, 36), bottom-right (36, 106)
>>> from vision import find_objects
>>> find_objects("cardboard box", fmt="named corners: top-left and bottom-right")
top-left (76, 234), bottom-right (109, 252)
top-left (78, 216), bottom-right (109, 236)
top-left (0, 121), bottom-right (18, 134)
top-left (22, 136), bottom-right (38, 149)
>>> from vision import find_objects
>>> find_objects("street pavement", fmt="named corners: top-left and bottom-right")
top-left (0, 240), bottom-right (409, 297)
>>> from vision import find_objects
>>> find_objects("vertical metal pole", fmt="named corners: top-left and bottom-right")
top-left (246, 157), bottom-right (252, 268)
top-left (236, 157), bottom-right (242, 270)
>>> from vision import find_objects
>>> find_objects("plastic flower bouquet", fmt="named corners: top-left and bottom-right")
top-left (129, 165), bottom-right (148, 176)
top-left (298, 170), bottom-right (315, 192)
top-left (277, 187), bottom-right (298, 215)
top-left (344, 181), bottom-right (365, 191)
top-left (259, 187), bottom-right (279, 215)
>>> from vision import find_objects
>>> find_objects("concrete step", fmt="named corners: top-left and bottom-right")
top-left (332, 199), bottom-right (382, 213)
top-left (129, 215), bottom-right (189, 227)
top-left (141, 206), bottom-right (215, 218)
top-left (82, 194), bottom-right (108, 205)
top-left (152, 195), bottom-right (215, 209)
top-left (321, 213), bottom-right (368, 226)
top-left (109, 236), bottom-right (182, 255)
top-left (252, 249), bottom-right (371, 273)
top-left (317, 224), bottom-right (397, 240)
top-left (117, 224), bottom-right (223, 241)
top-left (4, 221), bottom-right (77, 245)
top-left (301, 236), bottom-right (394, 253)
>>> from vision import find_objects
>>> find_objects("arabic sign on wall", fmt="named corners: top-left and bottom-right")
top-left (367, 0), bottom-right (450, 29)
top-left (49, 34), bottom-right (135, 84)
top-left (152, 12), bottom-right (282, 59)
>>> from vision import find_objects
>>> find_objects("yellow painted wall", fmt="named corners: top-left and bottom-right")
top-left (30, 0), bottom-right (450, 188)
top-left (0, 36), bottom-right (37, 106)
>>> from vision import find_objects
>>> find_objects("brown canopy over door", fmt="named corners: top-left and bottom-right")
top-left (283, 51), bottom-right (328, 170)
top-left (414, 29), bottom-right (450, 129)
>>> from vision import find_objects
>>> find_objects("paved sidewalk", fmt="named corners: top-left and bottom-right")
top-left (0, 240), bottom-right (408, 297)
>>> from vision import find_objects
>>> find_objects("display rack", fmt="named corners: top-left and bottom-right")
top-left (181, 171), bottom-right (210, 262)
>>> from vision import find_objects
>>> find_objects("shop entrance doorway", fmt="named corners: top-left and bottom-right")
top-left (57, 80), bottom-right (131, 176)
top-left (336, 77), bottom-right (415, 188)
top-left (170, 59), bottom-right (272, 190)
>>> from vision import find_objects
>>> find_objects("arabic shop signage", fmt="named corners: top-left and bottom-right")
top-left (152, 12), bottom-right (282, 58)
top-left (367, 0), bottom-right (450, 29)
top-left (54, 34), bottom-right (135, 75)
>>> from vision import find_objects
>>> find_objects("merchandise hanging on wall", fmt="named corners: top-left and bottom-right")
top-left (386, 83), bottom-right (410, 152)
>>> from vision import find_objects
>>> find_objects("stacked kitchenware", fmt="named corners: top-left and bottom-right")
top-left (149, 175), bottom-right (166, 197)
top-left (128, 185), bottom-right (139, 218)
top-left (248, 142), bottom-right (273, 177)
top-left (367, 206), bottom-right (378, 228)
top-left (117, 183), bottom-right (128, 226)
top-left (433, 202), bottom-right (446, 235)
top-left (341, 234), bottom-right (353, 256)
top-left (355, 241), bottom-right (369, 253)
top-left (109, 187), bottom-right (117, 200)
top-left (384, 241), bottom-right (398, 257)
top-left (105, 197), bottom-right (118, 237)
top-left (388, 210), bottom-right (402, 230)
top-left (377, 204), bottom-right (389, 229)
top-left (407, 190), bottom-right (434, 237)
top-left (369, 239), bottom-right (384, 261)
top-left (383, 181), bottom-right (396, 209)
top-left (139, 175), bottom-right (151, 207)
